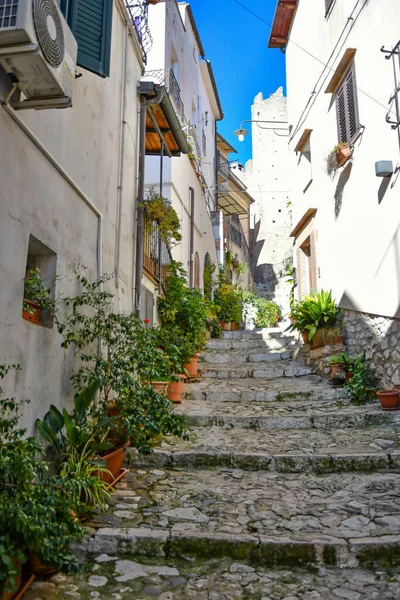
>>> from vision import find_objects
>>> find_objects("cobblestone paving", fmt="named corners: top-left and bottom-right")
top-left (158, 425), bottom-right (400, 455)
top-left (24, 558), bottom-right (400, 599)
top-left (25, 330), bottom-right (400, 599)
top-left (85, 468), bottom-right (400, 542)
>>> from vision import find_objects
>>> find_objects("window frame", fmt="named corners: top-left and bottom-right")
top-left (335, 62), bottom-right (360, 144)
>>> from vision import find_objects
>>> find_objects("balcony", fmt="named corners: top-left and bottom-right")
top-left (143, 217), bottom-right (172, 288)
top-left (144, 69), bottom-right (185, 121)
top-left (125, 0), bottom-right (153, 63)
top-left (217, 151), bottom-right (230, 180)
top-left (186, 124), bottom-right (201, 160)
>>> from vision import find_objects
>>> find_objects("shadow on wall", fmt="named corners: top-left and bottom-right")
top-left (334, 162), bottom-right (353, 219)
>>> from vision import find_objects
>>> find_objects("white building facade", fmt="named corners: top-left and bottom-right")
top-left (142, 0), bottom-right (222, 316)
top-left (269, 0), bottom-right (400, 386)
top-left (0, 0), bottom-right (163, 430)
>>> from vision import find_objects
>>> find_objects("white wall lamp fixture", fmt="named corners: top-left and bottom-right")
top-left (375, 160), bottom-right (394, 177)
top-left (234, 119), bottom-right (289, 142)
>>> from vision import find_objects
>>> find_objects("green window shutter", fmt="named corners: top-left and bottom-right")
top-left (62, 0), bottom-right (113, 78)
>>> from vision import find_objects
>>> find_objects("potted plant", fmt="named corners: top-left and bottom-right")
top-left (331, 370), bottom-right (346, 388)
top-left (329, 353), bottom-right (359, 380)
top-left (0, 367), bottom-right (84, 594)
top-left (343, 359), bottom-right (378, 405)
top-left (22, 268), bottom-right (55, 325)
top-left (376, 389), bottom-right (400, 411)
top-left (214, 284), bottom-right (243, 331)
top-left (326, 142), bottom-right (353, 176)
top-left (287, 290), bottom-right (342, 346)
top-left (143, 188), bottom-right (182, 247)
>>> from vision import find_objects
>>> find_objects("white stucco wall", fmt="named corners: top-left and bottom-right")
top-left (286, 0), bottom-right (400, 318)
top-left (238, 88), bottom-right (292, 312)
top-left (0, 0), bottom-right (143, 431)
top-left (144, 0), bottom-right (219, 292)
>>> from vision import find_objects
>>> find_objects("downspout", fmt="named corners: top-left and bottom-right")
top-left (158, 143), bottom-right (164, 295)
top-left (115, 21), bottom-right (129, 307)
top-left (135, 87), bottom-right (164, 317)
top-left (189, 187), bottom-right (195, 287)
top-left (1, 103), bottom-right (103, 289)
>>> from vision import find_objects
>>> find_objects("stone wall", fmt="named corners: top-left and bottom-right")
top-left (296, 341), bottom-right (345, 378)
top-left (342, 310), bottom-right (400, 389)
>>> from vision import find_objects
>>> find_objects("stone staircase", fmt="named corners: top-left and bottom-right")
top-left (61, 328), bottom-right (400, 600)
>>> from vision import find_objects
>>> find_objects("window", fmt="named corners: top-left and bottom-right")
top-left (61, 0), bottom-right (113, 77)
top-left (335, 64), bottom-right (360, 143)
top-left (140, 286), bottom-right (154, 326)
top-left (23, 235), bottom-right (57, 328)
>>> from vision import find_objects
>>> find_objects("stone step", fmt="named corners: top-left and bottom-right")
top-left (222, 328), bottom-right (289, 340)
top-left (200, 349), bottom-right (294, 365)
top-left (127, 424), bottom-right (400, 473)
top-left (176, 399), bottom-right (400, 430)
top-left (185, 375), bottom-right (346, 403)
top-left (206, 336), bottom-right (297, 351)
top-left (200, 361), bottom-right (316, 379)
top-left (43, 556), bottom-right (400, 599)
top-left (80, 467), bottom-right (400, 571)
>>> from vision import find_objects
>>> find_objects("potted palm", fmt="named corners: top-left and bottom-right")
top-left (287, 290), bottom-right (342, 347)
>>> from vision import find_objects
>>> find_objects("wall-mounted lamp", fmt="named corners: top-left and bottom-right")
top-left (234, 119), bottom-right (289, 142)
top-left (234, 128), bottom-right (248, 143)
top-left (375, 160), bottom-right (393, 177)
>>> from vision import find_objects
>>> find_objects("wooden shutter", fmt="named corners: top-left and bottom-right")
top-left (325, 0), bottom-right (334, 15)
top-left (62, 0), bottom-right (113, 77)
top-left (335, 63), bottom-right (359, 143)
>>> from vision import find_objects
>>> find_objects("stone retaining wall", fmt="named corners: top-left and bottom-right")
top-left (342, 309), bottom-right (400, 389)
top-left (296, 341), bottom-right (345, 378)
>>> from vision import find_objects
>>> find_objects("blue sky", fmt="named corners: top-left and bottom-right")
top-left (190, 0), bottom-right (286, 165)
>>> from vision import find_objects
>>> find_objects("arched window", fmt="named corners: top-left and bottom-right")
top-left (194, 252), bottom-right (200, 289)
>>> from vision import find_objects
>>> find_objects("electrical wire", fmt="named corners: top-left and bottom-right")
top-left (233, 0), bottom-right (395, 139)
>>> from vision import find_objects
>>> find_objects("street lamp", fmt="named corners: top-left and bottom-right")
top-left (234, 119), bottom-right (289, 141)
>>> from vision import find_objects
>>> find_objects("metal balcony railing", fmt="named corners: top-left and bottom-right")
top-left (143, 217), bottom-right (172, 286)
top-left (186, 124), bottom-right (201, 160)
top-left (144, 68), bottom-right (185, 120)
top-left (217, 151), bottom-right (230, 179)
top-left (125, 0), bottom-right (153, 63)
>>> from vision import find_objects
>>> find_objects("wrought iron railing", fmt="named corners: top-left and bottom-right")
top-left (143, 217), bottom-right (172, 285)
top-left (217, 151), bottom-right (230, 179)
top-left (143, 68), bottom-right (185, 120)
top-left (125, 0), bottom-right (153, 64)
top-left (186, 124), bottom-right (201, 160)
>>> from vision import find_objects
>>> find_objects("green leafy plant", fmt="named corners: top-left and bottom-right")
top-left (242, 292), bottom-right (281, 328)
top-left (343, 359), bottom-right (378, 404)
top-left (287, 290), bottom-right (341, 342)
top-left (23, 268), bottom-right (56, 313)
top-left (56, 268), bottom-right (187, 455)
top-left (203, 261), bottom-right (216, 301)
top-left (214, 283), bottom-right (243, 325)
top-left (143, 187), bottom-right (182, 247)
top-left (0, 367), bottom-right (83, 593)
top-left (329, 353), bottom-right (360, 372)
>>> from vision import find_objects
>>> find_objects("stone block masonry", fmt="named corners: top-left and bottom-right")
top-left (343, 309), bottom-right (400, 389)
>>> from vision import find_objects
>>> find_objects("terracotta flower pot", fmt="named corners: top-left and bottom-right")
top-left (336, 143), bottom-right (352, 167)
top-left (22, 300), bottom-right (42, 325)
top-left (224, 322), bottom-right (232, 331)
top-left (152, 381), bottom-right (169, 395)
top-left (28, 553), bottom-right (58, 577)
top-left (301, 331), bottom-right (309, 344)
top-left (2, 559), bottom-right (21, 600)
top-left (100, 444), bottom-right (128, 484)
top-left (330, 364), bottom-right (344, 377)
top-left (311, 329), bottom-right (343, 349)
top-left (376, 390), bottom-right (400, 411)
top-left (183, 354), bottom-right (199, 378)
top-left (219, 320), bottom-right (225, 329)
top-left (167, 374), bottom-right (187, 403)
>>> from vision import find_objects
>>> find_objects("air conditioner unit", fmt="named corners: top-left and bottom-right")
top-left (0, 0), bottom-right (77, 109)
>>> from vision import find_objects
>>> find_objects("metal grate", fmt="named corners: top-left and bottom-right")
top-left (0, 0), bottom-right (19, 28)
top-left (144, 68), bottom-right (185, 120)
top-left (33, 0), bottom-right (64, 67)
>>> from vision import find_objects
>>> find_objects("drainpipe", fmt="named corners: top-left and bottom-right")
top-left (158, 143), bottom-right (164, 295)
top-left (189, 186), bottom-right (195, 287)
top-left (135, 87), bottom-right (164, 317)
top-left (1, 102), bottom-right (103, 289)
top-left (115, 22), bottom-right (129, 308)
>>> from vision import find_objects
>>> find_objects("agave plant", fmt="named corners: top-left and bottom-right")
top-left (287, 290), bottom-right (341, 341)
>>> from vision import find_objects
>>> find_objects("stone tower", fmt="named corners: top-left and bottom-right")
top-left (233, 87), bottom-right (293, 314)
